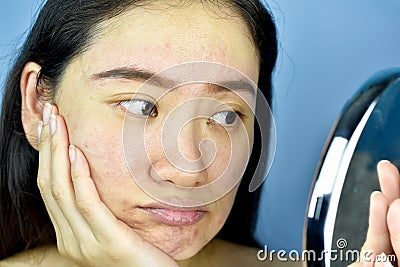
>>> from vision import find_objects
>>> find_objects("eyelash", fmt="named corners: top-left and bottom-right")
top-left (207, 111), bottom-right (246, 127)
top-left (118, 99), bottom-right (158, 117)
top-left (117, 99), bottom-right (246, 126)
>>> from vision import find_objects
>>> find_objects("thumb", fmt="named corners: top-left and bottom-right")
top-left (362, 192), bottom-right (392, 265)
top-left (386, 199), bottom-right (400, 264)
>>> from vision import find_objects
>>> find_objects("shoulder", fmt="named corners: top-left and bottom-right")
top-left (200, 239), bottom-right (304, 267)
top-left (0, 245), bottom-right (74, 267)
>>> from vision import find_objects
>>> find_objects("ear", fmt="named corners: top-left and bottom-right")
top-left (20, 62), bottom-right (44, 151)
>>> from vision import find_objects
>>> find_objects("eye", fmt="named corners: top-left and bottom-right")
top-left (119, 99), bottom-right (158, 117)
top-left (208, 111), bottom-right (240, 126)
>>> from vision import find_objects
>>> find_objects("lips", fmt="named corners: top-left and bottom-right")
top-left (142, 207), bottom-right (206, 226)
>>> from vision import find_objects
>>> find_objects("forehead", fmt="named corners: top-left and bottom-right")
top-left (71, 1), bottom-right (260, 84)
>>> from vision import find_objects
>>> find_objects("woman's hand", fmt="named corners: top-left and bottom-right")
top-left (37, 103), bottom-right (178, 267)
top-left (357, 160), bottom-right (400, 266)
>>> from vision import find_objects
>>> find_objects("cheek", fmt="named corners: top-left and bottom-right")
top-left (69, 120), bottom-right (122, 169)
top-left (62, 108), bottom-right (135, 195)
top-left (207, 128), bottom-right (251, 185)
top-left (212, 201), bottom-right (233, 231)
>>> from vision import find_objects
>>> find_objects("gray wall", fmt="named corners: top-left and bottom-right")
top-left (255, 0), bottom-right (400, 251)
top-left (0, 1), bottom-right (41, 95)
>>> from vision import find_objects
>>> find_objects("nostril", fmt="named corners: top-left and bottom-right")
top-left (162, 178), bottom-right (202, 187)
top-left (150, 155), bottom-right (210, 188)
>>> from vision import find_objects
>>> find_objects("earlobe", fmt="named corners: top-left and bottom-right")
top-left (20, 62), bottom-right (43, 150)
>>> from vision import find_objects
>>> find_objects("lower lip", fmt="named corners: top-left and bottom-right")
top-left (142, 208), bottom-right (205, 226)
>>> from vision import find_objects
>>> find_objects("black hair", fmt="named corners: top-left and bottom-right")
top-left (0, 0), bottom-right (277, 259)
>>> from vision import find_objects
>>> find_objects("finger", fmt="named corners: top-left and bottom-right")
top-left (37, 119), bottom-right (63, 250)
top-left (49, 113), bottom-right (93, 241)
top-left (37, 104), bottom-right (69, 250)
top-left (373, 253), bottom-right (394, 267)
top-left (387, 199), bottom-right (400, 263)
top-left (37, 104), bottom-right (54, 190)
top-left (70, 145), bottom-right (132, 243)
top-left (363, 191), bottom-right (392, 265)
top-left (375, 261), bottom-right (384, 267)
top-left (37, 105), bottom-right (63, 222)
top-left (377, 160), bottom-right (400, 203)
top-left (51, 104), bottom-right (59, 115)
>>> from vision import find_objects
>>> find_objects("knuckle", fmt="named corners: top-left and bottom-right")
top-left (57, 245), bottom-right (70, 259)
top-left (106, 252), bottom-right (121, 263)
top-left (101, 247), bottom-right (121, 264)
top-left (50, 141), bottom-right (59, 154)
top-left (58, 243), bottom-right (83, 264)
top-left (79, 243), bottom-right (97, 261)
top-left (51, 184), bottom-right (65, 201)
top-left (62, 250), bottom-right (80, 264)
top-left (56, 238), bottom-right (87, 265)
top-left (38, 139), bottom-right (46, 150)
top-left (37, 175), bottom-right (47, 192)
top-left (76, 199), bottom-right (94, 217)
top-left (39, 128), bottom-right (49, 142)
top-left (77, 241), bottom-right (122, 264)
top-left (71, 171), bottom-right (84, 183)
top-left (57, 248), bottom-right (67, 258)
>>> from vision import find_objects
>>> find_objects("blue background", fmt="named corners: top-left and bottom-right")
top-left (1, 0), bottom-right (399, 252)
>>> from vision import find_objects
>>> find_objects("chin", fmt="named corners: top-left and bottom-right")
top-left (157, 237), bottom-right (207, 260)
top-left (140, 227), bottom-right (211, 261)
top-left (170, 249), bottom-right (200, 261)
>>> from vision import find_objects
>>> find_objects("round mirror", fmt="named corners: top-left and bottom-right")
top-left (304, 68), bottom-right (400, 267)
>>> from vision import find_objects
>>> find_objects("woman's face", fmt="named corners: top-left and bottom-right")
top-left (54, 1), bottom-right (259, 260)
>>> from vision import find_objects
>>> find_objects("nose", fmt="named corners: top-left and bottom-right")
top-left (150, 118), bottom-right (211, 187)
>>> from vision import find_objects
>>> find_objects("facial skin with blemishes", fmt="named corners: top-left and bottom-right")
top-left (53, 1), bottom-right (259, 261)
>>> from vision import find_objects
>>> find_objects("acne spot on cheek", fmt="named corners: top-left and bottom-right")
top-left (68, 123), bottom-right (77, 131)
top-left (83, 141), bottom-right (91, 149)
top-left (122, 198), bottom-right (130, 206)
top-left (218, 47), bottom-right (226, 58)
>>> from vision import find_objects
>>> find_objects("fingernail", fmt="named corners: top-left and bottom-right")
top-left (37, 121), bottom-right (43, 141)
top-left (49, 114), bottom-right (56, 135)
top-left (370, 191), bottom-right (381, 198)
top-left (378, 159), bottom-right (391, 168)
top-left (69, 145), bottom-right (76, 164)
top-left (43, 103), bottom-right (52, 125)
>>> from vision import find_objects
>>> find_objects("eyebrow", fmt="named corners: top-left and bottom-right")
top-left (91, 67), bottom-right (175, 88)
top-left (91, 67), bottom-right (256, 96)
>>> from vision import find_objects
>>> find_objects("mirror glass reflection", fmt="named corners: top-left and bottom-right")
top-left (305, 69), bottom-right (400, 267)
